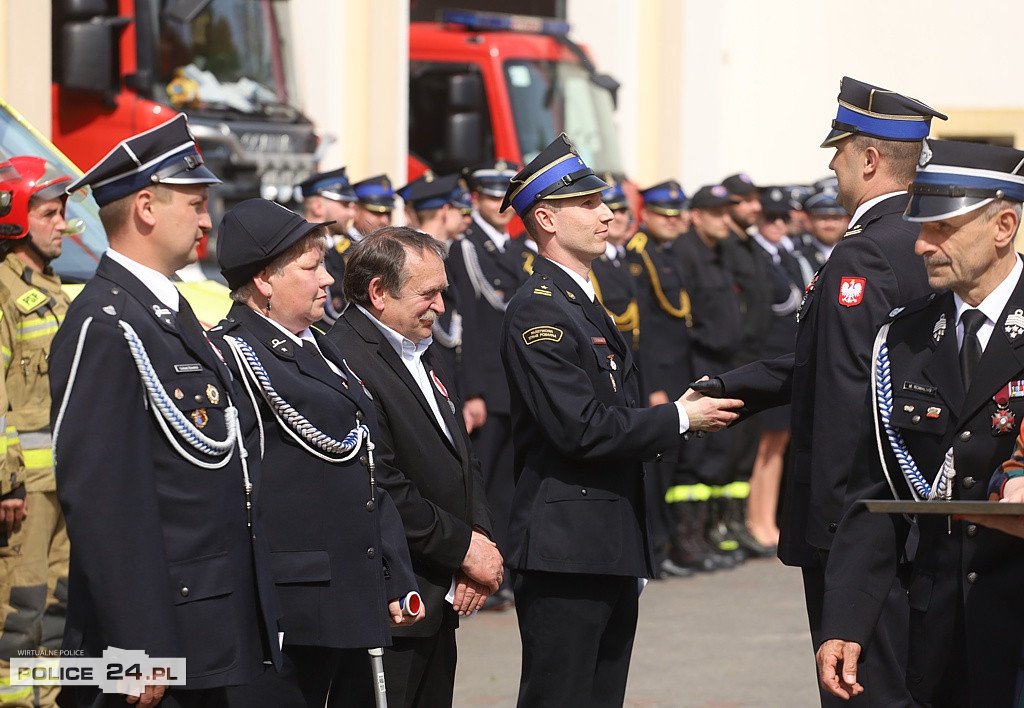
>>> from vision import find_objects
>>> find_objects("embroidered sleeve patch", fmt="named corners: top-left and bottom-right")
top-left (838, 276), bottom-right (866, 307)
top-left (522, 326), bottom-right (564, 346)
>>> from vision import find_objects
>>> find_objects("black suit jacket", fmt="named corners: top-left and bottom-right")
top-left (823, 277), bottom-right (1024, 706)
top-left (209, 304), bottom-right (416, 649)
top-left (50, 256), bottom-right (280, 689)
top-left (501, 257), bottom-right (682, 577)
top-left (328, 307), bottom-right (491, 638)
top-left (717, 194), bottom-right (932, 565)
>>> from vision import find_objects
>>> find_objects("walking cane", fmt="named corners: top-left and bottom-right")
top-left (368, 647), bottom-right (388, 708)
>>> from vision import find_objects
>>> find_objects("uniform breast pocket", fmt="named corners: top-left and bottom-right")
top-left (889, 395), bottom-right (946, 435)
top-left (164, 373), bottom-right (228, 436)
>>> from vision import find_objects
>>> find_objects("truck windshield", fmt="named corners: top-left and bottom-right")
top-left (504, 59), bottom-right (623, 175)
top-left (0, 103), bottom-right (106, 283)
top-left (158, 0), bottom-right (299, 117)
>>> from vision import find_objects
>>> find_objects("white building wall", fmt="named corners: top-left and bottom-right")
top-left (569, 0), bottom-right (1024, 192)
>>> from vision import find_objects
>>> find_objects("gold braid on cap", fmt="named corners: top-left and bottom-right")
top-left (626, 234), bottom-right (692, 325)
top-left (591, 271), bottom-right (640, 350)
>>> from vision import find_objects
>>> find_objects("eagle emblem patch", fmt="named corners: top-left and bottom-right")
top-left (838, 277), bottom-right (866, 307)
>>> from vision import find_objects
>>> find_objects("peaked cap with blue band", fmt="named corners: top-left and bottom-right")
top-left (399, 172), bottom-right (462, 211)
top-left (641, 180), bottom-right (687, 216)
top-left (468, 159), bottom-right (519, 197)
top-left (297, 167), bottom-right (356, 202)
top-left (600, 173), bottom-right (629, 210)
top-left (66, 113), bottom-right (220, 207)
top-left (218, 198), bottom-right (334, 290)
top-left (804, 191), bottom-right (846, 215)
top-left (821, 76), bottom-right (947, 148)
top-left (905, 138), bottom-right (1024, 222)
top-left (352, 175), bottom-right (395, 213)
top-left (501, 134), bottom-right (608, 214)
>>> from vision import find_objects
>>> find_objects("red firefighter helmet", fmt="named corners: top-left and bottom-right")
top-left (0, 156), bottom-right (72, 240)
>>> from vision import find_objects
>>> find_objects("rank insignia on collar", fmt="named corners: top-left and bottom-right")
top-left (932, 313), bottom-right (947, 343)
top-left (484, 240), bottom-right (496, 253)
top-left (1005, 309), bottom-right (1024, 340)
top-left (206, 384), bottom-right (220, 405)
top-left (889, 306), bottom-right (905, 318)
top-left (270, 337), bottom-right (292, 355)
top-left (102, 305), bottom-right (117, 316)
top-left (566, 290), bottom-right (576, 300)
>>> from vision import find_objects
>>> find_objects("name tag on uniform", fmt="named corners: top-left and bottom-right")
top-left (592, 337), bottom-right (607, 345)
top-left (174, 363), bottom-right (203, 373)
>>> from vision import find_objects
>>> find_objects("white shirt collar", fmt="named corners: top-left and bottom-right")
top-left (848, 191), bottom-right (905, 230)
top-left (549, 259), bottom-right (596, 302)
top-left (356, 304), bottom-right (432, 359)
top-left (105, 249), bottom-right (180, 312)
top-left (955, 255), bottom-right (1023, 350)
top-left (472, 212), bottom-right (509, 251)
top-left (260, 312), bottom-right (314, 346)
top-left (604, 242), bottom-right (618, 260)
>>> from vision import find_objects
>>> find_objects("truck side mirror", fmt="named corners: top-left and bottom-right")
top-left (55, 0), bottom-right (130, 96)
top-left (446, 113), bottom-right (483, 167)
top-left (444, 73), bottom-right (484, 166)
top-left (448, 73), bottom-right (483, 112)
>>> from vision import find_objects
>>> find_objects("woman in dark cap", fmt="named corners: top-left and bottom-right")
top-left (210, 198), bottom-right (420, 707)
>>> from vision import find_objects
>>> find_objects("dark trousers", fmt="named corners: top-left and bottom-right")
top-left (512, 570), bottom-right (639, 708)
top-left (803, 561), bottom-right (918, 707)
top-left (226, 645), bottom-right (375, 708)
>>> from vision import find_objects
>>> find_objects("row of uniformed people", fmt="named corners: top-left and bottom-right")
top-left (293, 157), bottom-right (848, 584)
top-left (42, 116), bottom-right (483, 708)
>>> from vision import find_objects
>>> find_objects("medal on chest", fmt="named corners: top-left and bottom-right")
top-left (992, 384), bottom-right (1017, 435)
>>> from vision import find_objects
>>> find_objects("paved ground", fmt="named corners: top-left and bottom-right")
top-left (453, 557), bottom-right (821, 707)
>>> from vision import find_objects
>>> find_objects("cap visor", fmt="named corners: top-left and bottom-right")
top-left (820, 128), bottom-right (853, 148)
top-left (904, 195), bottom-right (991, 223)
top-left (161, 163), bottom-right (222, 186)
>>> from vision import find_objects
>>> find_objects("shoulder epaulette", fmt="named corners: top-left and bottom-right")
top-left (884, 291), bottom-right (940, 324)
top-left (334, 237), bottom-right (351, 255)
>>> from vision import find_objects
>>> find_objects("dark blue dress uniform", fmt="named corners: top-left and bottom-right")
top-left (296, 167), bottom-right (359, 318)
top-left (210, 199), bottom-right (417, 707)
top-left (445, 160), bottom-right (523, 567)
top-left (500, 136), bottom-right (685, 707)
top-left (706, 77), bottom-right (945, 704)
top-left (51, 115), bottom-right (281, 706)
top-left (625, 236), bottom-right (693, 399)
top-left (823, 139), bottom-right (1024, 707)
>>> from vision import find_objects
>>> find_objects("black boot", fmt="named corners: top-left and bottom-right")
top-left (668, 502), bottom-right (716, 572)
top-left (725, 496), bottom-right (776, 558)
top-left (705, 497), bottom-right (747, 565)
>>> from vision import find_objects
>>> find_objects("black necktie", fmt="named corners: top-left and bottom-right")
top-left (959, 309), bottom-right (986, 391)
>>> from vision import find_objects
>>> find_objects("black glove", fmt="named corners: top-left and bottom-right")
top-left (689, 376), bottom-right (725, 397)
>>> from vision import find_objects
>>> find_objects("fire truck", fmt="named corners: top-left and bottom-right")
top-left (408, 10), bottom-right (628, 193)
top-left (51, 0), bottom-right (319, 222)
